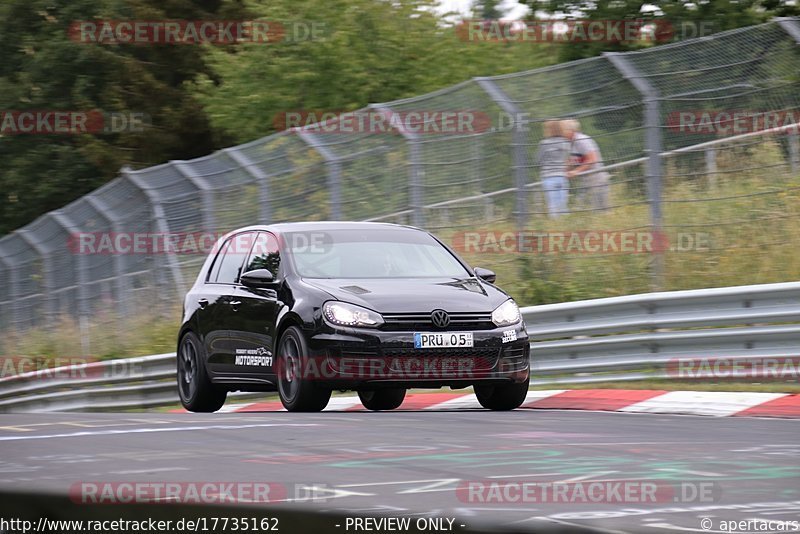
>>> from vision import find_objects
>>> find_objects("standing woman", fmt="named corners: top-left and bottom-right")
top-left (536, 120), bottom-right (571, 218)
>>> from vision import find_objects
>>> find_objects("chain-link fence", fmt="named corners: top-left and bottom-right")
top-left (1, 18), bottom-right (799, 338)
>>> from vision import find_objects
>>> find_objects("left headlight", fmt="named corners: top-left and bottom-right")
top-left (323, 301), bottom-right (384, 328)
top-left (492, 299), bottom-right (520, 327)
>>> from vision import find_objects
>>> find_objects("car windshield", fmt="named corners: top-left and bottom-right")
top-left (285, 229), bottom-right (470, 279)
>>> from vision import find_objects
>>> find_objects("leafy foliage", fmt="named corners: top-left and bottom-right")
top-left (0, 0), bottom-right (244, 234)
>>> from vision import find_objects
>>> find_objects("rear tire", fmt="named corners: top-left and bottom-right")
top-left (277, 326), bottom-right (331, 412)
top-left (474, 377), bottom-right (529, 411)
top-left (358, 388), bottom-right (406, 411)
top-left (177, 332), bottom-right (227, 413)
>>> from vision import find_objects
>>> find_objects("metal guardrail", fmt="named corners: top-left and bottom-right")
top-left (0, 353), bottom-right (267, 413)
top-left (0, 281), bottom-right (798, 412)
top-left (527, 281), bottom-right (800, 386)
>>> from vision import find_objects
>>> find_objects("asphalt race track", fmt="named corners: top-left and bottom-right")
top-left (1, 409), bottom-right (798, 533)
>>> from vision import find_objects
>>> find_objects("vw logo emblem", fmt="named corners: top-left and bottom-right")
top-left (431, 309), bottom-right (450, 328)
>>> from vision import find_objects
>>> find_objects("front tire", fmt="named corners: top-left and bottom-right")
top-left (358, 388), bottom-right (406, 411)
top-left (277, 326), bottom-right (331, 412)
top-left (177, 332), bottom-right (227, 413)
top-left (474, 376), bottom-right (529, 411)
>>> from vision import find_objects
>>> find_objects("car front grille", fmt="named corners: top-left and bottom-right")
top-left (381, 312), bottom-right (495, 331)
top-left (500, 345), bottom-right (529, 372)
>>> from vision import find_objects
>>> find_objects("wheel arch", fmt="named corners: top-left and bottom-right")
top-left (274, 312), bottom-right (305, 354)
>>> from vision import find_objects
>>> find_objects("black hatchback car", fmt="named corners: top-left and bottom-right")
top-left (177, 222), bottom-right (530, 412)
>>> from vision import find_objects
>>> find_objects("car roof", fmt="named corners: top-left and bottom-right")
top-left (228, 221), bottom-right (424, 234)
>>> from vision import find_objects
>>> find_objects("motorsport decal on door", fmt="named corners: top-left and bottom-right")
top-left (234, 347), bottom-right (273, 366)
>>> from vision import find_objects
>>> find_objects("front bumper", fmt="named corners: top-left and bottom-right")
top-left (305, 322), bottom-right (530, 389)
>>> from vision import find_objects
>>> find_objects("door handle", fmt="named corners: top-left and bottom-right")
top-left (230, 300), bottom-right (242, 311)
top-left (197, 298), bottom-right (209, 309)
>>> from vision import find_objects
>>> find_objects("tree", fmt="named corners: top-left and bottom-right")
top-left (517, 0), bottom-right (799, 61)
top-left (471, 0), bottom-right (507, 19)
top-left (195, 0), bottom-right (555, 143)
top-left (0, 0), bottom-right (246, 234)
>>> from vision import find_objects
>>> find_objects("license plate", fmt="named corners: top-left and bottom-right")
top-left (414, 332), bottom-right (474, 348)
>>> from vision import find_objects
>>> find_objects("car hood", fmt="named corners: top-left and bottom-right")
top-left (301, 277), bottom-right (509, 313)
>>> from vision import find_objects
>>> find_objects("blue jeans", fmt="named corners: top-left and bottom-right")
top-left (542, 176), bottom-right (569, 218)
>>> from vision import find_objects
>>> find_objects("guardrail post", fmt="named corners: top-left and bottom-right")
top-left (605, 52), bottom-right (664, 290)
top-left (371, 105), bottom-right (424, 227)
top-left (122, 167), bottom-right (186, 296)
top-left (294, 130), bottom-right (342, 220)
top-left (475, 77), bottom-right (531, 232)
top-left (173, 162), bottom-right (217, 233)
top-left (224, 148), bottom-right (272, 224)
top-left (789, 131), bottom-right (799, 175)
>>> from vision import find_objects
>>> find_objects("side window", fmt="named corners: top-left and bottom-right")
top-left (214, 233), bottom-right (256, 284)
top-left (243, 232), bottom-right (281, 278)
top-left (207, 238), bottom-right (230, 282)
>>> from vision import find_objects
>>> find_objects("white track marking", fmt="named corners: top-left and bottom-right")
top-left (0, 423), bottom-right (319, 442)
top-left (424, 393), bottom-right (482, 410)
top-left (111, 467), bottom-right (191, 474)
top-left (521, 390), bottom-right (567, 404)
top-left (619, 391), bottom-right (788, 416)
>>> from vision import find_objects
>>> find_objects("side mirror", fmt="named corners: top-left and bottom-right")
top-left (474, 267), bottom-right (496, 284)
top-left (240, 269), bottom-right (276, 288)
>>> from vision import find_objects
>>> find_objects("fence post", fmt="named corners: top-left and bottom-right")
top-left (173, 162), bottom-right (217, 233)
top-left (85, 194), bottom-right (130, 319)
top-left (49, 211), bottom-right (91, 355)
top-left (371, 105), bottom-right (424, 227)
top-left (224, 148), bottom-right (272, 224)
top-left (776, 18), bottom-right (800, 175)
top-left (605, 52), bottom-right (664, 290)
top-left (16, 228), bottom-right (55, 320)
top-left (294, 130), bottom-right (342, 220)
top-left (0, 241), bottom-right (20, 329)
top-left (474, 77), bottom-right (531, 232)
top-left (789, 132), bottom-right (799, 175)
top-left (705, 147), bottom-right (718, 188)
top-left (776, 17), bottom-right (800, 43)
top-left (122, 167), bottom-right (186, 296)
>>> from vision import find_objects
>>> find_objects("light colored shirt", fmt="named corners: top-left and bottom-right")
top-left (571, 133), bottom-right (610, 181)
top-left (536, 136), bottom-right (570, 179)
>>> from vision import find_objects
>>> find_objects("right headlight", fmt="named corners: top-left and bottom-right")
top-left (323, 301), bottom-right (384, 328)
top-left (492, 299), bottom-right (521, 327)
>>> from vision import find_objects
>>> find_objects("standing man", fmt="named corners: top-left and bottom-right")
top-left (536, 120), bottom-right (571, 218)
top-left (563, 119), bottom-right (611, 212)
